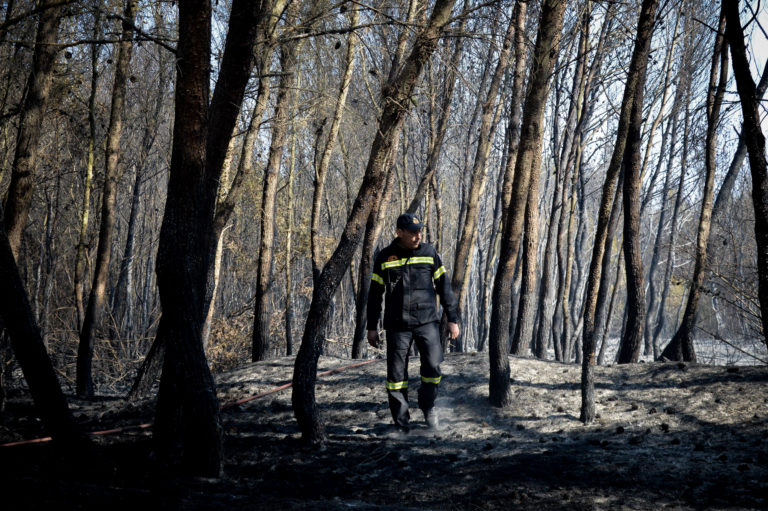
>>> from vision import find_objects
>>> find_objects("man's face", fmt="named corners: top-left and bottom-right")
top-left (396, 228), bottom-right (422, 249)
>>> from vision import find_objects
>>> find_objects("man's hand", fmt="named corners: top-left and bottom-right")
top-left (367, 330), bottom-right (381, 348)
top-left (448, 322), bottom-right (460, 340)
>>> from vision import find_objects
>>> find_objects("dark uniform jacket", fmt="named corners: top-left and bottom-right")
top-left (367, 239), bottom-right (459, 331)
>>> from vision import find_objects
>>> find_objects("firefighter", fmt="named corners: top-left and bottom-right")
top-left (367, 212), bottom-right (460, 434)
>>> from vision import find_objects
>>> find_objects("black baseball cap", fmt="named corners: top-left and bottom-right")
top-left (396, 213), bottom-right (426, 232)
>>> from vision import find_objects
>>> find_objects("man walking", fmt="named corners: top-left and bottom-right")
top-left (367, 213), bottom-right (460, 433)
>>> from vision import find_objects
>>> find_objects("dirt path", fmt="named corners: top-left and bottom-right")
top-left (1, 353), bottom-right (766, 510)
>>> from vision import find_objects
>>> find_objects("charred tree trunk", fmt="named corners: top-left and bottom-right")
top-left (581, 0), bottom-right (658, 423)
top-left (351, 168), bottom-right (396, 359)
top-left (616, 33), bottom-right (654, 364)
top-left (152, 0), bottom-right (221, 476)
top-left (710, 56), bottom-right (768, 224)
top-left (489, 0), bottom-right (566, 406)
top-left (154, 0), bottom-right (268, 476)
top-left (292, 0), bottom-right (457, 447)
top-left (723, 0), bottom-right (768, 344)
top-left (510, 146), bottom-right (545, 357)
top-left (477, 0), bottom-right (527, 352)
top-left (0, 204), bottom-right (83, 445)
top-left (661, 10), bottom-right (728, 362)
top-left (593, 170), bottom-right (624, 363)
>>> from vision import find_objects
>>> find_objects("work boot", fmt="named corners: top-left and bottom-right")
top-left (423, 408), bottom-right (439, 429)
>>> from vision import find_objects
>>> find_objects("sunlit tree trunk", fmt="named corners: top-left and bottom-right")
top-left (311, 7), bottom-right (359, 282)
top-left (74, 8), bottom-right (102, 330)
top-left (253, 5), bottom-right (303, 362)
top-left (452, 12), bottom-right (516, 322)
top-left (77, 0), bottom-right (137, 397)
top-left (3, 0), bottom-right (64, 257)
top-left (285, 92), bottom-right (300, 356)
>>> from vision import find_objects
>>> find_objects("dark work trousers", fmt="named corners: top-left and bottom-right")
top-left (385, 322), bottom-right (443, 428)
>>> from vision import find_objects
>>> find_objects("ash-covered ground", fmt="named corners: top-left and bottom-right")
top-left (1, 352), bottom-right (767, 510)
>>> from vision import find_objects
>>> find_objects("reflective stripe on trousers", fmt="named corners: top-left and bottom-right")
top-left (385, 322), bottom-right (443, 428)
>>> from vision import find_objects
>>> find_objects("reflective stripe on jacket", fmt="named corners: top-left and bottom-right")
top-left (367, 239), bottom-right (459, 330)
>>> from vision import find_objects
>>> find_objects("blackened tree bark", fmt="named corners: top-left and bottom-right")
top-left (154, 0), bottom-right (270, 476)
top-left (0, 204), bottom-right (83, 444)
top-left (134, 0), bottom-right (275, 401)
top-left (77, 0), bottom-right (137, 397)
top-left (152, 0), bottom-right (222, 476)
top-left (3, 0), bottom-right (64, 257)
top-left (710, 57), bottom-right (768, 225)
top-left (592, 170), bottom-right (624, 363)
top-left (480, 0), bottom-right (530, 346)
top-left (352, 167), bottom-right (397, 359)
top-left (618, 101), bottom-right (647, 366)
top-left (292, 0), bottom-right (457, 446)
top-left (581, 0), bottom-right (659, 423)
top-left (723, 1), bottom-right (768, 344)
top-left (482, 0), bottom-right (527, 353)
top-left (615, 5), bottom-right (660, 363)
top-left (489, 0), bottom-right (567, 406)
top-left (661, 9), bottom-right (728, 362)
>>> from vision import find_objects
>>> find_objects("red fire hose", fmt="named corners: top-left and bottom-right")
top-left (1, 358), bottom-right (381, 448)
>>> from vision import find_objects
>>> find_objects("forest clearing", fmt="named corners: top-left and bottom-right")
top-left (2, 352), bottom-right (767, 509)
top-left (2, 0), bottom-right (768, 506)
